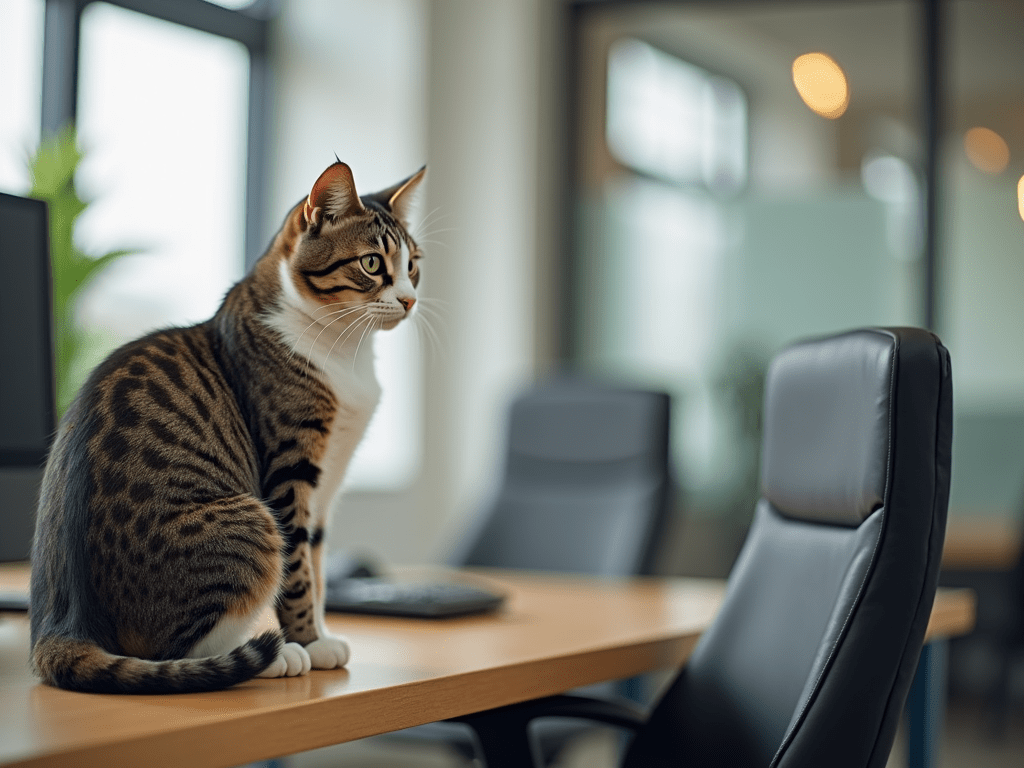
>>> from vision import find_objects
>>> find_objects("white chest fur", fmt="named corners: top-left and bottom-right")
top-left (308, 359), bottom-right (380, 518)
top-left (265, 261), bottom-right (382, 519)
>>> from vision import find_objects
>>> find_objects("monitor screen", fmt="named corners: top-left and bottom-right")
top-left (0, 192), bottom-right (56, 562)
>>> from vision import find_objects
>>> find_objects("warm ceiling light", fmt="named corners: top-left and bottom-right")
top-left (964, 127), bottom-right (1010, 174)
top-left (792, 52), bottom-right (849, 119)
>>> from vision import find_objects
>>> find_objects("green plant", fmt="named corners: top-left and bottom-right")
top-left (28, 126), bottom-right (134, 415)
top-left (714, 342), bottom-right (771, 522)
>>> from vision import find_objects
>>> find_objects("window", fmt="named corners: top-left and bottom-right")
top-left (580, 38), bottom-right (751, 504)
top-left (0, 0), bottom-right (45, 194)
top-left (74, 3), bottom-right (250, 380)
top-left (598, 40), bottom-right (745, 381)
top-left (607, 38), bottom-right (746, 192)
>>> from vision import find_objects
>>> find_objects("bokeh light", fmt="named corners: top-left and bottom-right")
top-left (792, 52), bottom-right (849, 119)
top-left (964, 127), bottom-right (1010, 174)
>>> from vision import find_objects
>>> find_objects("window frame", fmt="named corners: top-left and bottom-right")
top-left (40, 0), bottom-right (273, 268)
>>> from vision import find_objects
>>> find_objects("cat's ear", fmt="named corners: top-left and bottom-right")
top-left (303, 161), bottom-right (365, 229)
top-left (376, 166), bottom-right (426, 228)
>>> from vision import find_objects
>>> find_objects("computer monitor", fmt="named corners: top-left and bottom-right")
top-left (0, 192), bottom-right (56, 563)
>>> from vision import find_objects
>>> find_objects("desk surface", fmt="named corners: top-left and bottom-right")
top-left (942, 516), bottom-right (1021, 570)
top-left (0, 564), bottom-right (974, 768)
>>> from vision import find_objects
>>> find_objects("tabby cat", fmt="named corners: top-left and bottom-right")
top-left (29, 160), bottom-right (425, 693)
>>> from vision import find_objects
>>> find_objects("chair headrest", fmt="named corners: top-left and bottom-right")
top-left (508, 383), bottom-right (668, 465)
top-left (760, 329), bottom-right (896, 526)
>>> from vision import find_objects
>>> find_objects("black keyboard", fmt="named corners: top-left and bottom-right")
top-left (325, 578), bottom-right (505, 619)
top-left (0, 591), bottom-right (29, 612)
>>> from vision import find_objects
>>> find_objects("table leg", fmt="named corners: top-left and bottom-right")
top-left (906, 640), bottom-right (949, 768)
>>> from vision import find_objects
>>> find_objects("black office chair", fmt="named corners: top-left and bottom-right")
top-left (387, 377), bottom-right (674, 764)
top-left (452, 327), bottom-right (953, 768)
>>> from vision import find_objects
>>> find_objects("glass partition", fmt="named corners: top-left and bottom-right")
top-left (573, 1), bottom-right (922, 571)
top-left (940, 0), bottom-right (1024, 525)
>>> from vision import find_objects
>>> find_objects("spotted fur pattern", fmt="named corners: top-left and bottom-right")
top-left (29, 161), bottom-right (425, 693)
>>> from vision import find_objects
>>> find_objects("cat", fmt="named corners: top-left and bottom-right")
top-left (29, 160), bottom-right (425, 693)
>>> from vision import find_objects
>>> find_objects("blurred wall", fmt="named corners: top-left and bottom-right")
top-left (267, 0), bottom-right (558, 564)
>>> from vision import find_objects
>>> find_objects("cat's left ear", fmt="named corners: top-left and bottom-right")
top-left (304, 161), bottom-right (365, 229)
top-left (377, 166), bottom-right (427, 228)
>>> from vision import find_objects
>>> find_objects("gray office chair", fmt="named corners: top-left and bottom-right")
top-left (451, 377), bottom-right (672, 576)
top-left (388, 377), bottom-right (674, 763)
top-left (452, 327), bottom-right (953, 768)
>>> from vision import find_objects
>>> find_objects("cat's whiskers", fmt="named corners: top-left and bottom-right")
top-left (416, 296), bottom-right (451, 314)
top-left (411, 307), bottom-right (446, 361)
top-left (311, 299), bottom-right (363, 319)
top-left (324, 312), bottom-right (374, 373)
top-left (298, 306), bottom-right (369, 379)
top-left (412, 238), bottom-right (452, 251)
top-left (413, 208), bottom-right (458, 252)
top-left (422, 315), bottom-right (445, 360)
top-left (410, 314), bottom-right (433, 359)
top-left (417, 225), bottom-right (459, 238)
top-left (414, 304), bottom-right (445, 325)
top-left (414, 223), bottom-right (459, 244)
top-left (288, 304), bottom-right (364, 355)
top-left (413, 206), bottom-right (450, 238)
top-left (351, 315), bottom-right (380, 374)
top-left (288, 305), bottom-right (368, 370)
top-left (414, 302), bottom-right (450, 342)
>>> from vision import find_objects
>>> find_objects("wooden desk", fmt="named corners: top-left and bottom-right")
top-left (0, 564), bottom-right (973, 768)
top-left (942, 516), bottom-right (1021, 570)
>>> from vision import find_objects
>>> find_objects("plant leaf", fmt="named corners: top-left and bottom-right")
top-left (26, 125), bottom-right (136, 416)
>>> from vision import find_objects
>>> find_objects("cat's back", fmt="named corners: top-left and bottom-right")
top-left (30, 323), bottom-right (258, 640)
top-left (49, 322), bottom-right (256, 492)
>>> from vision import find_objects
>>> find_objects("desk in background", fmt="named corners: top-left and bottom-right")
top-left (943, 515), bottom-right (1021, 571)
top-left (0, 564), bottom-right (974, 768)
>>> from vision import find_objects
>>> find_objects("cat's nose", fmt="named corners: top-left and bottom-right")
top-left (398, 297), bottom-right (416, 312)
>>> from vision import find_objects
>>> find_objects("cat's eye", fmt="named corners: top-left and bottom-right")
top-left (408, 260), bottom-right (414, 273)
top-left (360, 254), bottom-right (383, 275)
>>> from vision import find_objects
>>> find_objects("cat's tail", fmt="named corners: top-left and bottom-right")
top-left (31, 630), bottom-right (283, 694)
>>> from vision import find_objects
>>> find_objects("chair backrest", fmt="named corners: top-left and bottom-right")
top-left (625, 327), bottom-right (952, 768)
top-left (453, 378), bottom-right (672, 576)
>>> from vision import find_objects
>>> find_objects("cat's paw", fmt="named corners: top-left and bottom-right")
top-left (305, 636), bottom-right (350, 669)
top-left (256, 641), bottom-right (312, 678)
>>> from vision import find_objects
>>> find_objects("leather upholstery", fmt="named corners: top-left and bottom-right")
top-left (623, 327), bottom-right (952, 768)
top-left (760, 330), bottom-right (895, 526)
top-left (457, 380), bottom-right (672, 576)
top-left (508, 384), bottom-right (668, 466)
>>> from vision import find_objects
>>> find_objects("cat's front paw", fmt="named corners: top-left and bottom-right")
top-left (256, 641), bottom-right (312, 678)
top-left (305, 636), bottom-right (350, 669)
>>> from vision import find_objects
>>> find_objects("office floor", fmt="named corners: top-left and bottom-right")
top-left (906, 694), bottom-right (1024, 768)
top-left (277, 694), bottom-right (1024, 768)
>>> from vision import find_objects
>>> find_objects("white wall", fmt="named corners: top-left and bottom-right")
top-left (268, 0), bottom-right (553, 564)
top-left (419, 0), bottom-right (552, 553)
top-left (266, 0), bottom-right (428, 234)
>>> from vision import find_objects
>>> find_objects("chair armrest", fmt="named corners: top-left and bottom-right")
top-left (447, 694), bottom-right (647, 768)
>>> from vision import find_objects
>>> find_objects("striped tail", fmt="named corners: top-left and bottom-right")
top-left (32, 630), bottom-right (283, 694)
